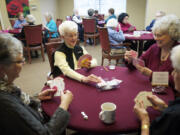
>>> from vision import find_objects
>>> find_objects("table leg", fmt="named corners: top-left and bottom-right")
top-left (138, 41), bottom-right (144, 57)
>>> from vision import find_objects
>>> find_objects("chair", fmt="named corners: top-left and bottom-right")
top-left (24, 24), bottom-right (45, 64)
top-left (83, 18), bottom-right (99, 46)
top-left (98, 27), bottom-right (131, 66)
top-left (45, 41), bottom-right (63, 72)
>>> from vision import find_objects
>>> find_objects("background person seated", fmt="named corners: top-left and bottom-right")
top-left (105, 8), bottom-right (116, 24)
top-left (134, 44), bottom-right (180, 135)
top-left (0, 33), bottom-right (73, 135)
top-left (13, 12), bottom-right (27, 29)
top-left (124, 14), bottom-right (180, 88)
top-left (146, 11), bottom-right (166, 31)
top-left (52, 21), bottom-right (101, 83)
top-left (72, 9), bottom-right (84, 42)
top-left (106, 18), bottom-right (126, 55)
top-left (117, 12), bottom-right (136, 33)
top-left (44, 12), bottom-right (59, 43)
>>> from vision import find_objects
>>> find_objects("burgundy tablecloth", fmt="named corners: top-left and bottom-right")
top-left (41, 66), bottom-right (174, 133)
top-left (125, 32), bottom-right (154, 41)
top-left (8, 29), bottom-right (21, 34)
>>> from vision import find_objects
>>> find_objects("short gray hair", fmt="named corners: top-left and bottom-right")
top-left (0, 34), bottom-right (23, 65)
top-left (152, 14), bottom-right (180, 41)
top-left (88, 9), bottom-right (94, 16)
top-left (26, 14), bottom-right (36, 23)
top-left (44, 12), bottom-right (52, 20)
top-left (171, 45), bottom-right (180, 71)
top-left (59, 21), bottom-right (78, 36)
top-left (106, 18), bottom-right (118, 28)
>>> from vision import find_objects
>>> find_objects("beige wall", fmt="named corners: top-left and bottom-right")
top-left (58, 0), bottom-right (74, 20)
top-left (146, 0), bottom-right (180, 27)
top-left (57, 0), bottom-right (146, 30)
top-left (126, 0), bottom-right (146, 30)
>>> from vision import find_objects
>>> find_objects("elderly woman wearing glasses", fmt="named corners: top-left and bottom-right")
top-left (0, 34), bottom-right (73, 135)
top-left (125, 14), bottom-right (180, 87)
top-left (52, 21), bottom-right (100, 83)
top-left (134, 45), bottom-right (180, 135)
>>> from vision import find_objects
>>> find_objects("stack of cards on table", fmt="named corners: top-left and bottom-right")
top-left (77, 54), bottom-right (92, 68)
top-left (46, 77), bottom-right (65, 96)
top-left (134, 91), bottom-right (153, 109)
top-left (97, 78), bottom-right (122, 90)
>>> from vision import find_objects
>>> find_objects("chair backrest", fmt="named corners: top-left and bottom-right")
top-left (24, 24), bottom-right (42, 45)
top-left (98, 27), bottom-right (111, 53)
top-left (45, 41), bottom-right (63, 71)
top-left (83, 18), bottom-right (96, 33)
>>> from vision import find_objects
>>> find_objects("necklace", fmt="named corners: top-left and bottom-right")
top-left (161, 52), bottom-right (170, 61)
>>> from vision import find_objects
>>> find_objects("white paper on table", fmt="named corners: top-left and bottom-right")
top-left (46, 77), bottom-right (65, 96)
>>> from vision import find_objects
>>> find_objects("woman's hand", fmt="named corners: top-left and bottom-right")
top-left (135, 65), bottom-right (152, 77)
top-left (38, 89), bottom-right (56, 101)
top-left (134, 100), bottom-right (150, 125)
top-left (124, 51), bottom-right (133, 63)
top-left (81, 74), bottom-right (101, 83)
top-left (147, 95), bottom-right (168, 111)
top-left (128, 26), bottom-right (135, 32)
top-left (59, 90), bottom-right (73, 111)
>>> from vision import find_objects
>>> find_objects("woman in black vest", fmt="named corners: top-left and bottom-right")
top-left (53, 21), bottom-right (101, 83)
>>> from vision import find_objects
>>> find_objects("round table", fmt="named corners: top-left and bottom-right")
top-left (41, 66), bottom-right (174, 134)
top-left (124, 31), bottom-right (154, 57)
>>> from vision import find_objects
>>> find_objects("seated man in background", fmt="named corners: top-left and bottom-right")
top-left (106, 18), bottom-right (126, 55)
top-left (52, 21), bottom-right (101, 83)
top-left (146, 11), bottom-right (166, 31)
top-left (144, 11), bottom-right (166, 51)
top-left (13, 12), bottom-right (27, 29)
top-left (72, 9), bottom-right (84, 42)
top-left (105, 8), bottom-right (116, 24)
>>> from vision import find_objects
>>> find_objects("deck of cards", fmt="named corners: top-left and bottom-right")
top-left (77, 54), bottom-right (92, 68)
top-left (134, 91), bottom-right (153, 109)
top-left (46, 77), bottom-right (65, 96)
top-left (97, 78), bottom-right (122, 90)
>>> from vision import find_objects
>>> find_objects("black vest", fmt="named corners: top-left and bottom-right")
top-left (52, 43), bottom-right (84, 77)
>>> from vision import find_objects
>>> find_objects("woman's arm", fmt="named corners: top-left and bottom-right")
top-left (54, 51), bottom-right (84, 82)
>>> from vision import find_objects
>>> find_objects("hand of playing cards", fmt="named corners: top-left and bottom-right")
top-left (97, 78), bottom-right (123, 90)
top-left (46, 77), bottom-right (65, 96)
top-left (134, 91), bottom-right (153, 109)
top-left (78, 54), bottom-right (92, 68)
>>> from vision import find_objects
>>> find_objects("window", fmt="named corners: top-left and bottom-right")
top-left (74, 0), bottom-right (126, 16)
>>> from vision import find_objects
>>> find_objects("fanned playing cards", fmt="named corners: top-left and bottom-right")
top-left (134, 91), bottom-right (153, 109)
top-left (46, 77), bottom-right (65, 96)
top-left (77, 54), bottom-right (92, 68)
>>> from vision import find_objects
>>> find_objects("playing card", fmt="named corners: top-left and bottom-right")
top-left (130, 50), bottom-right (138, 58)
top-left (46, 77), bottom-right (65, 96)
top-left (132, 58), bottom-right (145, 67)
top-left (77, 54), bottom-right (92, 68)
top-left (134, 91), bottom-right (153, 109)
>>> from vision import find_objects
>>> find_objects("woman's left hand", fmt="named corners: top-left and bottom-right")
top-left (135, 64), bottom-right (152, 77)
top-left (134, 100), bottom-right (150, 124)
top-left (38, 89), bottom-right (56, 101)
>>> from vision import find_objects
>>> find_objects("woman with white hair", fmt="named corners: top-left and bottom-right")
top-left (125, 14), bottom-right (180, 87)
top-left (0, 33), bottom-right (73, 135)
top-left (106, 18), bottom-right (125, 54)
top-left (52, 21), bottom-right (101, 83)
top-left (134, 45), bottom-right (180, 135)
top-left (44, 12), bottom-right (59, 42)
